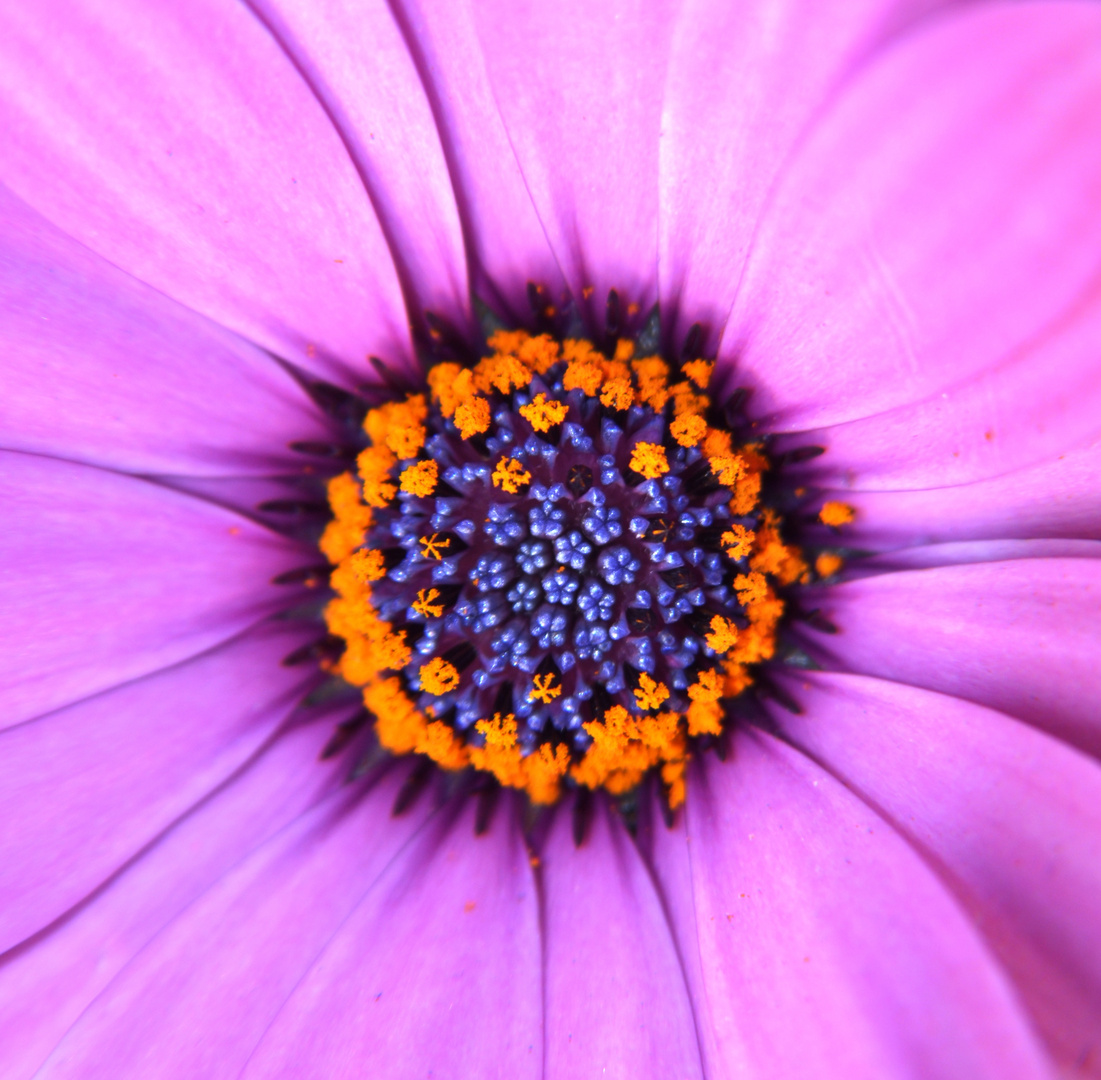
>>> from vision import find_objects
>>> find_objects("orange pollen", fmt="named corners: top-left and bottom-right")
top-left (669, 413), bottom-right (707, 447)
top-left (412, 588), bottom-right (445, 618)
top-left (420, 657), bottom-right (461, 695)
top-left (710, 453), bottom-right (747, 487)
top-left (599, 377), bottom-right (635, 410)
top-left (706, 615), bottom-right (740, 653)
top-left (349, 548), bottom-right (387, 583)
top-left (629, 442), bottom-right (669, 479)
top-left (820, 501), bottom-right (856, 527)
top-left (734, 571), bottom-right (769, 606)
top-left (492, 457), bottom-right (532, 494)
top-left (419, 533), bottom-right (451, 560)
top-left (519, 393), bottom-right (569, 432)
top-left (399, 459), bottom-right (438, 497)
top-left (633, 672), bottom-right (670, 711)
top-left (681, 359), bottom-right (714, 389)
top-left (528, 673), bottom-right (561, 704)
top-left (815, 552), bottom-right (844, 578)
top-left (720, 525), bottom-right (755, 561)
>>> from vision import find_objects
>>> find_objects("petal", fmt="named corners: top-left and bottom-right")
top-left (820, 439), bottom-right (1101, 549)
top-left (812, 557), bottom-right (1101, 758)
top-left (0, 452), bottom-right (305, 728)
top-left (541, 798), bottom-right (702, 1079)
top-left (799, 287), bottom-right (1101, 488)
top-left (660, 0), bottom-right (945, 350)
top-left (0, 621), bottom-right (314, 957)
top-left (0, 184), bottom-right (333, 476)
top-left (649, 733), bottom-right (1051, 1080)
top-left (387, 0), bottom-right (565, 317)
top-left (240, 796), bottom-right (542, 1079)
top-left (0, 0), bottom-right (410, 382)
top-left (771, 673), bottom-right (1101, 1075)
top-left (471, 0), bottom-right (678, 324)
top-left (247, 0), bottom-right (470, 330)
top-left (723, 2), bottom-right (1101, 431)
top-left (0, 717), bottom-right (346, 1080)
top-left (32, 766), bottom-right (434, 1080)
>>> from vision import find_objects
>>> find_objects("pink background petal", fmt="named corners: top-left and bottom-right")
top-left (649, 735), bottom-right (1050, 1080)
top-left (33, 767), bottom-right (434, 1079)
top-left (471, 0), bottom-right (677, 324)
top-left (812, 557), bottom-right (1101, 758)
top-left (660, 0), bottom-right (949, 350)
top-left (0, 622), bottom-right (314, 956)
top-left (541, 798), bottom-right (703, 1078)
top-left (388, 0), bottom-right (565, 318)
top-left (0, 453), bottom-right (305, 727)
top-left (723, 2), bottom-right (1101, 431)
top-left (0, 718), bottom-right (346, 1080)
top-left (772, 673), bottom-right (1101, 1075)
top-left (0, 0), bottom-right (410, 383)
top-left (0, 184), bottom-right (332, 476)
top-left (247, 0), bottom-right (471, 333)
top-left (240, 798), bottom-right (542, 1079)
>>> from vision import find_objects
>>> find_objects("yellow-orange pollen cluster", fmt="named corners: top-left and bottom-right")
top-left (319, 328), bottom-right (833, 810)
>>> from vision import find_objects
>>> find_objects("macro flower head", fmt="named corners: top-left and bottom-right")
top-left (2, 1), bottom-right (1101, 1078)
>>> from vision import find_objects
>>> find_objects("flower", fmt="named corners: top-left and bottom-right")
top-left (2, 1), bottom-right (1101, 1077)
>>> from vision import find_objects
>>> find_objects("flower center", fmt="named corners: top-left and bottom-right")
top-left (319, 303), bottom-right (809, 809)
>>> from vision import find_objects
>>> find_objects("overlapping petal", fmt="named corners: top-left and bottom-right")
top-left (0, 718), bottom-right (346, 1080)
top-left (30, 766), bottom-right (434, 1080)
top-left (650, 734), bottom-right (1051, 1080)
top-left (0, 0), bottom-right (410, 382)
top-left (541, 799), bottom-right (702, 1078)
top-left (0, 453), bottom-right (306, 728)
top-left (0, 621), bottom-right (314, 957)
top-left (0, 184), bottom-right (332, 477)
top-left (239, 798), bottom-right (541, 1079)
top-left (811, 557), bottom-right (1101, 758)
top-left (771, 673), bottom-right (1101, 1075)
top-left (723, 1), bottom-right (1101, 446)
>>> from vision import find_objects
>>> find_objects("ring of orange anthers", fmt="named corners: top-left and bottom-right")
top-left (319, 312), bottom-right (839, 810)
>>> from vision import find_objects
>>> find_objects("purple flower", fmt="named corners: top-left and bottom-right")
top-left (2, 1), bottom-right (1101, 1077)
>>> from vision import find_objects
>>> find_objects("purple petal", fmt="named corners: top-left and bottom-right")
top-left (0, 620), bottom-right (314, 957)
top-left (0, 452), bottom-right (306, 728)
top-left (387, 0), bottom-right (566, 318)
top-left (771, 673), bottom-right (1101, 1075)
top-left (650, 733), bottom-right (1050, 1079)
top-left (723, 3), bottom-right (1101, 432)
top-left (240, 797), bottom-right (541, 1079)
top-left (0, 184), bottom-right (334, 476)
top-left (470, 0), bottom-right (678, 323)
top-left (817, 440), bottom-right (1101, 549)
top-left (814, 557), bottom-right (1101, 758)
top-left (0, 717), bottom-right (345, 1079)
top-left (246, 0), bottom-right (471, 331)
top-left (660, 0), bottom-right (943, 350)
top-left (29, 766), bottom-right (435, 1079)
top-left (800, 287), bottom-right (1101, 488)
top-left (541, 797), bottom-right (702, 1078)
top-left (0, 0), bottom-right (410, 381)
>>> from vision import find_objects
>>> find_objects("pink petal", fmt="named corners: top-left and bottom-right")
top-left (771, 673), bottom-right (1101, 1075)
top-left (0, 0), bottom-right (410, 383)
top-left (0, 453), bottom-right (306, 728)
top-left (540, 798), bottom-right (702, 1078)
top-left (723, 3), bottom-right (1101, 432)
top-left (240, 797), bottom-right (541, 1079)
top-left (800, 288), bottom-right (1101, 489)
top-left (32, 766), bottom-right (434, 1079)
top-left (0, 621), bottom-right (314, 957)
top-left (246, 0), bottom-right (470, 331)
top-left (820, 440), bottom-right (1101, 549)
top-left (649, 733), bottom-right (1050, 1079)
top-left (0, 717), bottom-right (346, 1079)
top-left (387, 0), bottom-right (565, 318)
top-left (0, 184), bottom-right (333, 476)
top-left (470, 0), bottom-right (678, 324)
top-left (812, 557), bottom-right (1101, 758)
top-left (660, 0), bottom-right (946, 350)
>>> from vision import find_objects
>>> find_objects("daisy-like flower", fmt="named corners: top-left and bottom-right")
top-left (2, 1), bottom-right (1101, 1077)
